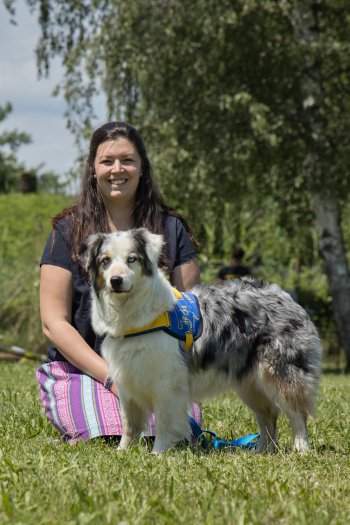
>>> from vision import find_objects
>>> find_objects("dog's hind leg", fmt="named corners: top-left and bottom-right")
top-left (284, 409), bottom-right (309, 453)
top-left (235, 381), bottom-right (279, 453)
top-left (253, 410), bottom-right (279, 453)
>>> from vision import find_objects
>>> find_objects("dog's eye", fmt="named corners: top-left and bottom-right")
top-left (100, 257), bottom-right (111, 268)
top-left (127, 256), bottom-right (137, 264)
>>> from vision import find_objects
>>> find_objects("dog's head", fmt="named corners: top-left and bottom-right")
top-left (79, 228), bottom-right (164, 295)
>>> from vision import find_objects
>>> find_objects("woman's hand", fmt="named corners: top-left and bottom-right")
top-left (110, 382), bottom-right (119, 397)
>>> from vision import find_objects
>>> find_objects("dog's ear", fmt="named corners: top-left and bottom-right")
top-left (79, 233), bottom-right (106, 274)
top-left (143, 230), bottom-right (164, 264)
top-left (132, 228), bottom-right (164, 273)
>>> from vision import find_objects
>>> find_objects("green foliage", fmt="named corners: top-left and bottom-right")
top-left (9, 1), bottom-right (350, 209)
top-left (0, 103), bottom-right (31, 152)
top-left (0, 103), bottom-right (32, 194)
top-left (0, 362), bottom-right (350, 524)
top-left (0, 193), bottom-right (72, 351)
top-left (37, 171), bottom-right (70, 194)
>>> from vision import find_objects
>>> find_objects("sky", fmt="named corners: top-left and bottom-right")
top-left (0, 1), bottom-right (106, 179)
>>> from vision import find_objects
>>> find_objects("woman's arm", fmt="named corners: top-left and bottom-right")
top-left (172, 258), bottom-right (201, 291)
top-left (40, 264), bottom-right (118, 396)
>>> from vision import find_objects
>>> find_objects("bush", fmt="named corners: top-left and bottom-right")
top-left (0, 193), bottom-right (72, 352)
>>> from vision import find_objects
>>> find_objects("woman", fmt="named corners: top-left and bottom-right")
top-left (37, 121), bottom-right (201, 443)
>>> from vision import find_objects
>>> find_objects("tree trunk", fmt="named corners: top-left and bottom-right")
top-left (313, 190), bottom-right (350, 371)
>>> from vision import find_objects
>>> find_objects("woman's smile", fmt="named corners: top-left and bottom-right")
top-left (109, 177), bottom-right (128, 186)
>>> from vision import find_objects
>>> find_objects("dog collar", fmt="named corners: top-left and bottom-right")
top-left (124, 287), bottom-right (202, 351)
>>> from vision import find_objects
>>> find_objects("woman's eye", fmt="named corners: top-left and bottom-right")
top-left (101, 257), bottom-right (111, 268)
top-left (127, 256), bottom-right (137, 264)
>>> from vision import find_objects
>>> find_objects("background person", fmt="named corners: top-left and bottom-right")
top-left (36, 121), bottom-right (201, 443)
top-left (217, 247), bottom-right (251, 282)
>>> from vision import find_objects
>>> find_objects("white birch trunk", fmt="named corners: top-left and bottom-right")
top-left (313, 190), bottom-right (350, 371)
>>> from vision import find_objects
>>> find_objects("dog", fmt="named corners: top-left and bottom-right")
top-left (80, 228), bottom-right (322, 454)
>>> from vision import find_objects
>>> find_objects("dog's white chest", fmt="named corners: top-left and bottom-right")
top-left (103, 332), bottom-right (186, 409)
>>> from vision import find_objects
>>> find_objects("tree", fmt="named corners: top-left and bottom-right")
top-left (0, 102), bottom-right (65, 194)
top-left (0, 102), bottom-right (32, 193)
top-left (7, 0), bottom-right (350, 369)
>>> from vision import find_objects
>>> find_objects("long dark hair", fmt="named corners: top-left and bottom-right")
top-left (52, 121), bottom-right (200, 266)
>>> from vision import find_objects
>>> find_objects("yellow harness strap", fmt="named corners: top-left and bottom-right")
top-left (125, 311), bottom-right (171, 336)
top-left (184, 332), bottom-right (194, 352)
top-left (172, 288), bottom-right (182, 299)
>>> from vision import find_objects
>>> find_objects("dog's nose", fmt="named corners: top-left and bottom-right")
top-left (110, 275), bottom-right (123, 291)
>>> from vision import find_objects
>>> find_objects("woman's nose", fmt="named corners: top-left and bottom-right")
top-left (111, 159), bottom-right (124, 171)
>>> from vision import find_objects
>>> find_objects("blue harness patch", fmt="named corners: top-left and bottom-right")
top-left (124, 290), bottom-right (203, 351)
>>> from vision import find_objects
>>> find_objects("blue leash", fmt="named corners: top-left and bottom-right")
top-left (188, 416), bottom-right (260, 451)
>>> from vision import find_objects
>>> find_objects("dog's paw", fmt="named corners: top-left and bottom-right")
top-left (151, 441), bottom-right (174, 455)
top-left (294, 436), bottom-right (309, 454)
top-left (254, 440), bottom-right (278, 454)
top-left (118, 434), bottom-right (134, 450)
top-left (151, 449), bottom-right (165, 457)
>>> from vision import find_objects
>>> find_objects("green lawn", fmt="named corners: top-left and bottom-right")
top-left (0, 362), bottom-right (349, 524)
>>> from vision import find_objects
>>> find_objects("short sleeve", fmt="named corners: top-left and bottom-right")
top-left (163, 215), bottom-right (197, 273)
top-left (218, 267), bottom-right (227, 280)
top-left (40, 219), bottom-right (72, 272)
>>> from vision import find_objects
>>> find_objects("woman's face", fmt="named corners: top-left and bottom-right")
top-left (94, 137), bottom-right (142, 207)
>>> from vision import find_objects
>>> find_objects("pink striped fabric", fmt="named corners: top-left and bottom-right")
top-left (36, 361), bottom-right (201, 444)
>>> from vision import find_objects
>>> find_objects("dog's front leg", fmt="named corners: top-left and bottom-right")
top-left (152, 387), bottom-right (191, 455)
top-left (118, 395), bottom-right (147, 451)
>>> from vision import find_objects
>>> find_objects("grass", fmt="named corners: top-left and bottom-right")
top-left (1, 362), bottom-right (349, 524)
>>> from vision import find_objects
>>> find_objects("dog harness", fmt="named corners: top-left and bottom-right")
top-left (124, 288), bottom-right (203, 351)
